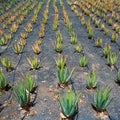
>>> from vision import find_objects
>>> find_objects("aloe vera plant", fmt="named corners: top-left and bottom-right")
top-left (31, 43), bottom-right (41, 55)
top-left (19, 38), bottom-right (26, 47)
top-left (79, 55), bottom-right (88, 67)
top-left (75, 44), bottom-right (82, 53)
top-left (25, 23), bottom-right (33, 33)
top-left (111, 32), bottom-right (118, 42)
top-left (56, 30), bottom-right (62, 43)
top-left (20, 32), bottom-right (28, 39)
top-left (56, 67), bottom-right (74, 85)
top-left (88, 27), bottom-right (94, 39)
top-left (27, 57), bottom-right (39, 70)
top-left (87, 70), bottom-right (97, 89)
top-left (23, 74), bottom-right (36, 93)
top-left (54, 41), bottom-right (62, 53)
top-left (13, 83), bottom-right (30, 108)
top-left (103, 44), bottom-right (111, 58)
top-left (0, 68), bottom-right (7, 90)
top-left (55, 55), bottom-right (66, 69)
top-left (93, 86), bottom-right (113, 112)
top-left (100, 23), bottom-right (105, 31)
top-left (108, 52), bottom-right (118, 67)
top-left (13, 43), bottom-right (23, 54)
top-left (10, 23), bottom-right (18, 33)
top-left (5, 33), bottom-right (11, 41)
top-left (1, 56), bottom-right (13, 72)
top-left (59, 90), bottom-right (80, 119)
top-left (95, 37), bottom-right (102, 48)
top-left (0, 37), bottom-right (7, 46)
top-left (70, 31), bottom-right (77, 44)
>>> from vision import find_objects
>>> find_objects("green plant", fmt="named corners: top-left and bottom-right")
top-left (100, 23), bottom-right (105, 31)
top-left (10, 23), bottom-right (18, 33)
top-left (95, 37), bottom-right (102, 47)
top-left (79, 55), bottom-right (88, 67)
top-left (88, 27), bottom-right (94, 39)
top-left (117, 69), bottom-right (120, 83)
top-left (111, 32), bottom-right (118, 42)
top-left (108, 18), bottom-right (113, 26)
top-left (104, 29), bottom-right (109, 35)
top-left (13, 83), bottom-right (30, 108)
top-left (56, 67), bottom-right (74, 85)
top-left (108, 52), bottom-right (118, 67)
top-left (70, 31), bottom-right (77, 44)
top-left (92, 85), bottom-right (112, 112)
top-left (75, 44), bottom-right (82, 53)
top-left (54, 41), bottom-right (62, 53)
top-left (20, 32), bottom-right (28, 39)
top-left (103, 44), bottom-right (111, 58)
top-left (87, 70), bottom-right (97, 89)
top-left (31, 43), bottom-right (41, 55)
top-left (5, 33), bottom-right (11, 41)
top-left (95, 19), bottom-right (100, 28)
top-left (1, 56), bottom-right (12, 72)
top-left (55, 55), bottom-right (66, 69)
top-left (0, 37), bottom-right (7, 46)
top-left (59, 89), bottom-right (80, 118)
top-left (23, 74), bottom-right (35, 93)
top-left (19, 38), bottom-right (26, 47)
top-left (25, 23), bottom-right (33, 33)
top-left (56, 30), bottom-right (62, 43)
top-left (0, 68), bottom-right (7, 90)
top-left (13, 43), bottom-right (23, 54)
top-left (27, 57), bottom-right (39, 70)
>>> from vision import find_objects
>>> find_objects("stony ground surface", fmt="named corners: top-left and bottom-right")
top-left (0, 0), bottom-right (120, 120)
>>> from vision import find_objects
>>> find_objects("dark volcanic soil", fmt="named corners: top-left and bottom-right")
top-left (0, 0), bottom-right (120, 120)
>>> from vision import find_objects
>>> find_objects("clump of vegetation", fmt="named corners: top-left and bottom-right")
top-left (55, 55), bottom-right (66, 69)
top-left (95, 37), bottom-right (102, 48)
top-left (88, 27), bottom-right (94, 39)
top-left (103, 44), bottom-right (111, 58)
top-left (20, 32), bottom-right (28, 39)
top-left (79, 55), bottom-right (88, 67)
top-left (111, 32), bottom-right (118, 42)
top-left (70, 31), bottom-right (77, 44)
top-left (59, 89), bottom-right (80, 119)
top-left (104, 29), bottom-right (109, 36)
top-left (0, 37), bottom-right (7, 46)
top-left (56, 67), bottom-right (74, 86)
top-left (92, 86), bottom-right (112, 112)
top-left (5, 33), bottom-right (12, 41)
top-left (87, 70), bottom-right (97, 89)
top-left (31, 43), bottom-right (41, 55)
top-left (0, 68), bottom-right (7, 90)
top-left (54, 41), bottom-right (62, 53)
top-left (10, 23), bottom-right (18, 33)
top-left (13, 83), bottom-right (30, 108)
top-left (13, 43), bottom-right (23, 54)
top-left (25, 23), bottom-right (33, 33)
top-left (108, 52), bottom-right (118, 67)
top-left (27, 57), bottom-right (39, 70)
top-left (100, 23), bottom-right (105, 31)
top-left (74, 44), bottom-right (82, 53)
top-left (56, 30), bottom-right (62, 43)
top-left (19, 38), bottom-right (26, 47)
top-left (23, 73), bottom-right (36, 93)
top-left (1, 56), bottom-right (13, 72)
